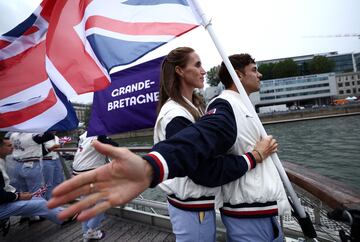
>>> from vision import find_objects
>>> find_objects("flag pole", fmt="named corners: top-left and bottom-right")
top-left (189, 0), bottom-right (311, 224)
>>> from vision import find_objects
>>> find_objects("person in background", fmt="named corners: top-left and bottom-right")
top-left (10, 131), bottom-right (55, 223)
top-left (9, 132), bottom-right (55, 194)
top-left (42, 132), bottom-right (65, 200)
top-left (0, 133), bottom-right (74, 236)
top-left (72, 131), bottom-right (118, 242)
top-left (154, 47), bottom-right (277, 242)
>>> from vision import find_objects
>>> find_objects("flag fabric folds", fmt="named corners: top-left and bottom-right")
top-left (0, 0), bottom-right (78, 132)
top-left (87, 56), bottom-right (164, 136)
top-left (46, 0), bottom-right (200, 98)
top-left (1, 0), bottom-right (201, 133)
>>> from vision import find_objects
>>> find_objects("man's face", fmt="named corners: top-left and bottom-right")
top-left (0, 140), bottom-right (13, 158)
top-left (240, 63), bottom-right (262, 94)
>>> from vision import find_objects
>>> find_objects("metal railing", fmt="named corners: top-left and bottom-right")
top-left (56, 147), bottom-right (360, 242)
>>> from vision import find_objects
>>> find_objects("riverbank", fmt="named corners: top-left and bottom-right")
top-left (112, 103), bottom-right (360, 139)
top-left (260, 103), bottom-right (360, 124)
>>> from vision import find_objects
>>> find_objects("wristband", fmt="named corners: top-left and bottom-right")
top-left (252, 149), bottom-right (264, 162)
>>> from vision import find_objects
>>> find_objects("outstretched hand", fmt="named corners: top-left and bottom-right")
top-left (47, 140), bottom-right (153, 221)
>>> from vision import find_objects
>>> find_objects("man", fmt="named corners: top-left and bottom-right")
top-left (10, 132), bottom-right (55, 194)
top-left (48, 54), bottom-right (285, 241)
top-left (0, 134), bottom-right (68, 236)
top-left (208, 54), bottom-right (290, 241)
top-left (42, 132), bottom-right (64, 200)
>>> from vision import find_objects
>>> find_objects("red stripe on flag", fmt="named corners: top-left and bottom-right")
top-left (0, 40), bottom-right (11, 49)
top-left (47, 0), bottom-right (109, 95)
top-left (0, 41), bottom-right (47, 99)
top-left (23, 26), bottom-right (39, 36)
top-left (0, 88), bottom-right (57, 128)
top-left (40, 0), bottom-right (58, 22)
top-left (85, 16), bottom-right (198, 36)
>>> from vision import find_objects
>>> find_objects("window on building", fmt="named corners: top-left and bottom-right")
top-left (345, 82), bottom-right (350, 86)
top-left (358, 81), bottom-right (360, 85)
top-left (353, 88), bottom-right (356, 93)
top-left (338, 83), bottom-right (343, 87)
top-left (352, 81), bottom-right (355, 85)
top-left (346, 89), bottom-right (351, 94)
top-left (340, 90), bottom-right (344, 94)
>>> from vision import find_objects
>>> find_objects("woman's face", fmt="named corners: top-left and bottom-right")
top-left (178, 52), bottom-right (206, 89)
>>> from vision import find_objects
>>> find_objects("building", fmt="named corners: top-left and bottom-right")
top-left (72, 103), bottom-right (91, 125)
top-left (336, 71), bottom-right (360, 98)
top-left (251, 73), bottom-right (337, 109)
top-left (258, 51), bottom-right (360, 74)
top-left (204, 51), bottom-right (360, 110)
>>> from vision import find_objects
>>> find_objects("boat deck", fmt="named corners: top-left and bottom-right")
top-left (3, 213), bottom-right (175, 242)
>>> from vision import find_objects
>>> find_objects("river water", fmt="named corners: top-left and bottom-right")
top-left (266, 115), bottom-right (360, 190)
top-left (116, 115), bottom-right (360, 201)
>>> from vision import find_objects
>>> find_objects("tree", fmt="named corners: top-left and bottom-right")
top-left (258, 63), bottom-right (276, 80)
top-left (308, 56), bottom-right (335, 74)
top-left (206, 65), bottom-right (221, 86)
top-left (272, 59), bottom-right (299, 78)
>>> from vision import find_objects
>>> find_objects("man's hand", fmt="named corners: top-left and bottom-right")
top-left (47, 140), bottom-right (153, 221)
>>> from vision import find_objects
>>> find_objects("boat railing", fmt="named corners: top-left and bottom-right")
top-left (55, 147), bottom-right (360, 242)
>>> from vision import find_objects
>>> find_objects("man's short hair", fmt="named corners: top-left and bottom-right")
top-left (0, 132), bottom-right (10, 146)
top-left (218, 54), bottom-right (255, 89)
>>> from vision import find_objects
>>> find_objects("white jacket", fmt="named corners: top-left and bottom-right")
top-left (155, 99), bottom-right (221, 211)
top-left (211, 90), bottom-right (291, 217)
top-left (72, 132), bottom-right (107, 173)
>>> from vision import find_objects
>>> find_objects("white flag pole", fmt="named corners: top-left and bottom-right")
top-left (189, 0), bottom-right (306, 219)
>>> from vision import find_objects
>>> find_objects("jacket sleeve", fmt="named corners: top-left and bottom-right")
top-left (0, 188), bottom-right (17, 204)
top-left (33, 132), bottom-right (55, 144)
top-left (0, 173), bottom-right (17, 204)
top-left (165, 116), bottom-right (192, 139)
top-left (97, 136), bottom-right (119, 147)
top-left (189, 152), bottom-right (257, 187)
top-left (143, 99), bottom-right (238, 187)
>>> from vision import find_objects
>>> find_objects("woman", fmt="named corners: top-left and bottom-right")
top-left (154, 47), bottom-right (274, 242)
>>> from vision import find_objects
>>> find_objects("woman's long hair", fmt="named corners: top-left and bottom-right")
top-left (157, 47), bottom-right (204, 120)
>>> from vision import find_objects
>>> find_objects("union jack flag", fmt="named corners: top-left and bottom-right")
top-left (1, 0), bottom-right (201, 132)
top-left (32, 184), bottom-right (48, 197)
top-left (46, 0), bottom-right (201, 97)
top-left (0, 0), bottom-right (78, 132)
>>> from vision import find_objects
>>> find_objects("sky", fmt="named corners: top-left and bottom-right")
top-left (1, 0), bottom-right (360, 103)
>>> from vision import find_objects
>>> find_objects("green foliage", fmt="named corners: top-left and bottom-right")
top-left (206, 65), bottom-right (221, 86)
top-left (210, 56), bottom-right (335, 82)
top-left (308, 56), bottom-right (335, 74)
top-left (272, 59), bottom-right (299, 78)
top-left (258, 59), bottom-right (298, 79)
top-left (258, 63), bottom-right (276, 80)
